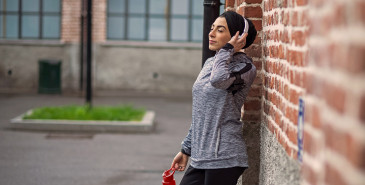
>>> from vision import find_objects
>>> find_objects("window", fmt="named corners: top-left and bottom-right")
top-left (0, 0), bottom-right (61, 39)
top-left (107, 0), bottom-right (204, 42)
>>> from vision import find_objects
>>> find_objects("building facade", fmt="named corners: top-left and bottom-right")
top-left (1, 0), bottom-right (226, 95)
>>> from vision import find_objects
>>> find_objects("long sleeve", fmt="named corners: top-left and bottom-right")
top-left (210, 43), bottom-right (236, 89)
top-left (181, 124), bottom-right (192, 156)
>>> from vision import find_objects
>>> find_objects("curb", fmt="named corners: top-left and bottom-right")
top-left (10, 110), bottom-right (155, 133)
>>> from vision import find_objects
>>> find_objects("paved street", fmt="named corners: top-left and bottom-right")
top-left (0, 93), bottom-right (192, 185)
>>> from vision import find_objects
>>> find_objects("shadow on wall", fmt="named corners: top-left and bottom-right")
top-left (242, 121), bottom-right (261, 185)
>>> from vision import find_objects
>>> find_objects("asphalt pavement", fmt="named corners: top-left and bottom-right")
top-left (0, 93), bottom-right (193, 185)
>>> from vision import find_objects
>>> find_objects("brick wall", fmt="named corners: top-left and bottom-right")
top-left (61, 0), bottom-right (105, 43)
top-left (93, 0), bottom-right (107, 42)
top-left (61, 0), bottom-right (81, 42)
top-left (303, 0), bottom-right (365, 184)
top-left (225, 0), bottom-right (264, 124)
top-left (228, 0), bottom-right (365, 184)
top-left (262, 0), bottom-right (308, 162)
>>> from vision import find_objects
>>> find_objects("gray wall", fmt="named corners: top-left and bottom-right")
top-left (94, 43), bottom-right (201, 94)
top-left (0, 42), bottom-right (80, 93)
top-left (0, 41), bottom-right (202, 95)
top-left (259, 123), bottom-right (301, 185)
top-left (241, 121), bottom-right (261, 185)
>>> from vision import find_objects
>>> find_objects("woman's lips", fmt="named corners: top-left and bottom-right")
top-left (209, 40), bottom-right (216, 44)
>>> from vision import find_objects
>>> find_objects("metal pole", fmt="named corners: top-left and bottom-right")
top-left (86, 0), bottom-right (92, 107)
top-left (202, 0), bottom-right (221, 67)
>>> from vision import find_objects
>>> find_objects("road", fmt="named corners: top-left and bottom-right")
top-left (0, 94), bottom-right (192, 185)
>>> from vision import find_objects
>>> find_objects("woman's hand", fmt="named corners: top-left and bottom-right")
top-left (171, 152), bottom-right (189, 171)
top-left (228, 31), bottom-right (248, 53)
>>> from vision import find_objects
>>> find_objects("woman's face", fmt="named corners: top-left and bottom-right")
top-left (208, 17), bottom-right (232, 51)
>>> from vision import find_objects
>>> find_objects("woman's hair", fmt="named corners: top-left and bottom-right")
top-left (219, 11), bottom-right (257, 49)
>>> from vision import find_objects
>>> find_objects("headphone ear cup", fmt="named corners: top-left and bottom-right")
top-left (243, 18), bottom-right (257, 49)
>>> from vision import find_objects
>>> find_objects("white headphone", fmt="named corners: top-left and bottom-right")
top-left (239, 17), bottom-right (249, 38)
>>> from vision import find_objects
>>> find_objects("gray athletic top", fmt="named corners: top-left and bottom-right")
top-left (181, 43), bottom-right (257, 169)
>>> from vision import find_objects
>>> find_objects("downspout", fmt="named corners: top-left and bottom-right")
top-left (86, 0), bottom-right (92, 107)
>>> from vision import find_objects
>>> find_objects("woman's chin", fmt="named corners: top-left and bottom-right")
top-left (209, 45), bottom-right (218, 51)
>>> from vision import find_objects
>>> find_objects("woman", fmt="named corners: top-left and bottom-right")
top-left (171, 11), bottom-right (257, 185)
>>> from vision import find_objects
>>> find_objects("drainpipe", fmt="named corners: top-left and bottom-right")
top-left (80, 0), bottom-right (85, 91)
top-left (86, 0), bottom-right (92, 107)
top-left (202, 0), bottom-right (221, 67)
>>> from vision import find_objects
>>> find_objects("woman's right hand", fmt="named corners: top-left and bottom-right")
top-left (171, 152), bottom-right (189, 171)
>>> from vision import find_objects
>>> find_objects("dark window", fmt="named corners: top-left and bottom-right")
top-left (0, 0), bottom-right (61, 39)
top-left (107, 0), bottom-right (204, 42)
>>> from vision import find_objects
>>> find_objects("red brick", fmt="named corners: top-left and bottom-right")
top-left (283, 29), bottom-right (290, 43)
top-left (358, 1), bottom-right (365, 23)
top-left (245, 6), bottom-right (263, 18)
top-left (278, 45), bottom-right (285, 59)
top-left (245, 99), bottom-right (262, 111)
top-left (253, 75), bottom-right (263, 85)
top-left (237, 0), bottom-right (244, 5)
top-left (291, 31), bottom-right (306, 46)
top-left (242, 112), bottom-right (261, 122)
top-left (245, 0), bottom-right (263, 4)
top-left (288, 50), bottom-right (304, 66)
top-left (252, 20), bottom-right (263, 31)
top-left (302, 163), bottom-right (318, 185)
top-left (253, 36), bottom-right (261, 45)
top-left (268, 0), bottom-right (273, 11)
top-left (263, 45), bottom-right (270, 57)
top-left (264, 1), bottom-right (269, 11)
top-left (304, 128), bottom-right (321, 157)
top-left (268, 120), bottom-right (275, 133)
top-left (237, 6), bottom-right (245, 16)
top-left (324, 124), bottom-right (348, 157)
top-left (325, 163), bottom-right (347, 185)
top-left (296, 0), bottom-right (308, 6)
top-left (323, 83), bottom-right (346, 114)
top-left (287, 125), bottom-right (298, 145)
top-left (283, 12), bottom-right (290, 26)
top-left (245, 44), bottom-right (262, 58)
top-left (226, 0), bottom-right (236, 8)
top-left (282, 0), bottom-right (288, 8)
top-left (264, 100), bottom-right (270, 115)
top-left (289, 88), bottom-right (302, 105)
top-left (346, 133), bottom-right (365, 169)
top-left (311, 105), bottom-right (322, 129)
top-left (248, 85), bottom-right (262, 97)
top-left (348, 44), bottom-right (365, 74)
top-left (360, 95), bottom-right (365, 123)
top-left (291, 11), bottom-right (299, 26)
top-left (284, 84), bottom-right (289, 100)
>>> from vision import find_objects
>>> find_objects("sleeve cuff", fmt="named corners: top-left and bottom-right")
top-left (181, 148), bottom-right (191, 156)
top-left (222, 43), bottom-right (234, 50)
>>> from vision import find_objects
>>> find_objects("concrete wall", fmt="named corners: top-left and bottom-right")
top-left (94, 43), bottom-right (201, 94)
top-left (0, 42), bottom-right (80, 93)
top-left (0, 41), bottom-right (202, 95)
top-left (259, 124), bottom-right (301, 185)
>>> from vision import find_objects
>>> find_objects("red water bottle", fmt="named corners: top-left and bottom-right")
top-left (162, 168), bottom-right (176, 185)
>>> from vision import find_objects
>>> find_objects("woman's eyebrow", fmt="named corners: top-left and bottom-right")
top-left (211, 25), bottom-right (227, 29)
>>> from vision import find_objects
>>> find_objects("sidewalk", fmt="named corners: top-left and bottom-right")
top-left (0, 93), bottom-right (192, 185)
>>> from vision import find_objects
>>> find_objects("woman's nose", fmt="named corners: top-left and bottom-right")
top-left (209, 30), bottom-right (215, 38)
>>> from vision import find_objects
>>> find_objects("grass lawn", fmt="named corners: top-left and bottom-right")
top-left (23, 105), bottom-right (146, 121)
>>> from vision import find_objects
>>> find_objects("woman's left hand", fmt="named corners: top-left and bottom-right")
top-left (228, 31), bottom-right (248, 53)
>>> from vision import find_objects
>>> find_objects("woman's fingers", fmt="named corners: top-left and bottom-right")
top-left (234, 31), bottom-right (240, 40)
top-left (239, 33), bottom-right (248, 42)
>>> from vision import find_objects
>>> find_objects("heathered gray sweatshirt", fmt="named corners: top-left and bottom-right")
top-left (181, 43), bottom-right (257, 169)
